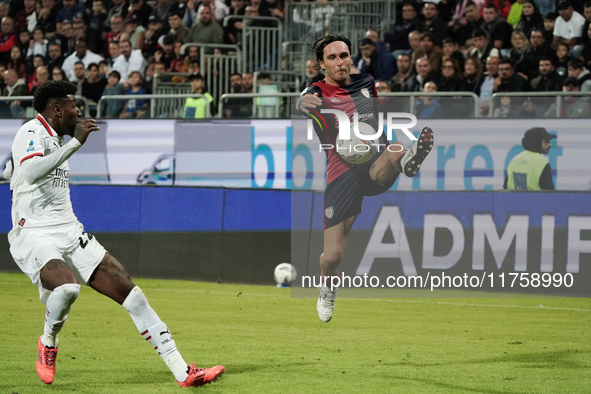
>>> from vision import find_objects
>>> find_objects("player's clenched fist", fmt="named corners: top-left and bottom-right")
top-left (74, 119), bottom-right (100, 145)
top-left (300, 93), bottom-right (322, 114)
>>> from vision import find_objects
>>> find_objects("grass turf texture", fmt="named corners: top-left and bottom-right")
top-left (1, 272), bottom-right (589, 394)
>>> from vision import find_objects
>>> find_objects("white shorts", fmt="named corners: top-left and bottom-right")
top-left (9, 221), bottom-right (106, 303)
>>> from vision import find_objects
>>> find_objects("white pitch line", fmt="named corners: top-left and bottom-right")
top-left (148, 288), bottom-right (590, 312)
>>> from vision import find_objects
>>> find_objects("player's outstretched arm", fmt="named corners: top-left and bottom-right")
top-left (298, 92), bottom-right (322, 114)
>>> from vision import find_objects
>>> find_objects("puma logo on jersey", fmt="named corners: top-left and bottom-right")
top-left (160, 330), bottom-right (170, 336)
top-left (27, 130), bottom-right (35, 133)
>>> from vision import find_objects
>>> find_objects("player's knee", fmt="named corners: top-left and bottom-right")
top-left (55, 283), bottom-right (80, 303)
top-left (323, 250), bottom-right (342, 269)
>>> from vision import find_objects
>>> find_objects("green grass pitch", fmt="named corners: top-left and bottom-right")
top-left (1, 272), bottom-right (589, 394)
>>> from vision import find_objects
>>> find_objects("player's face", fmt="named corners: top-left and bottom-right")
top-left (59, 96), bottom-right (82, 136)
top-left (320, 41), bottom-right (351, 85)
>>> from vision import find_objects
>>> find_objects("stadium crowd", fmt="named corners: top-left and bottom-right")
top-left (0, 0), bottom-right (589, 118)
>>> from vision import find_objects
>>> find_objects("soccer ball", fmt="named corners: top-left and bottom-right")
top-left (274, 263), bottom-right (297, 287)
top-left (337, 122), bottom-right (380, 165)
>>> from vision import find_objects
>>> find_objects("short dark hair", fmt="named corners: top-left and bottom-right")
top-left (499, 58), bottom-right (514, 68)
top-left (311, 34), bottom-right (352, 64)
top-left (472, 29), bottom-right (487, 38)
top-left (230, 72), bottom-right (242, 78)
top-left (442, 37), bottom-right (458, 45)
top-left (74, 61), bottom-right (84, 67)
top-left (360, 38), bottom-right (375, 47)
top-left (87, 62), bottom-right (98, 70)
top-left (568, 58), bottom-right (584, 69)
top-left (484, 3), bottom-right (498, 11)
top-left (108, 70), bottom-right (121, 79)
top-left (33, 80), bottom-right (77, 113)
top-left (465, 1), bottom-right (477, 8)
top-left (539, 56), bottom-right (555, 66)
top-left (585, 1), bottom-right (591, 8)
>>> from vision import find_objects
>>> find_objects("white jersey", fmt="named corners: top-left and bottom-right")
top-left (8, 115), bottom-right (82, 239)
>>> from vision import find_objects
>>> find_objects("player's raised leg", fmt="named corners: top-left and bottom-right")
top-left (369, 127), bottom-right (434, 181)
top-left (318, 215), bottom-right (356, 323)
top-left (37, 260), bottom-right (80, 384)
top-left (88, 253), bottom-right (225, 387)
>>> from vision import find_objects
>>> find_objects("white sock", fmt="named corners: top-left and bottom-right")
top-left (122, 286), bottom-right (189, 382)
top-left (42, 283), bottom-right (80, 348)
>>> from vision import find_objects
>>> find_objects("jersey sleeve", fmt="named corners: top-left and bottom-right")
top-left (539, 163), bottom-right (554, 190)
top-left (18, 131), bottom-right (46, 165)
top-left (20, 138), bottom-right (81, 185)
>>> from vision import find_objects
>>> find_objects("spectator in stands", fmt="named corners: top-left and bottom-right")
top-left (375, 80), bottom-right (391, 94)
top-left (187, 5), bottom-right (224, 53)
top-left (469, 29), bottom-right (500, 67)
top-left (225, 0), bottom-right (246, 45)
top-left (494, 58), bottom-right (529, 93)
top-left (121, 12), bottom-right (146, 50)
top-left (128, 0), bottom-right (153, 27)
top-left (223, 72), bottom-right (248, 118)
top-left (515, 0), bottom-right (544, 38)
top-left (483, 0), bottom-right (511, 19)
top-left (62, 39), bottom-right (104, 81)
top-left (411, 32), bottom-right (443, 73)
top-left (30, 66), bottom-right (49, 95)
top-left (46, 42), bottom-right (64, 74)
top-left (354, 38), bottom-right (396, 82)
top-left (463, 55), bottom-right (483, 91)
top-left (82, 62), bottom-right (107, 107)
top-left (107, 41), bottom-right (121, 68)
top-left (57, 0), bottom-right (85, 34)
top-left (104, 0), bottom-right (129, 31)
top-left (482, 3), bottom-right (513, 50)
top-left (144, 15), bottom-right (164, 57)
top-left (51, 67), bottom-right (67, 80)
top-left (167, 0), bottom-right (193, 28)
top-left (0, 4), bottom-right (7, 21)
top-left (543, 76), bottom-right (590, 116)
top-left (107, 15), bottom-right (125, 46)
top-left (415, 81), bottom-right (445, 118)
top-left (531, 56), bottom-right (564, 90)
top-left (0, 17), bottom-right (18, 65)
top-left (580, 23), bottom-right (591, 69)
top-left (442, 37), bottom-right (465, 70)
top-left (15, 0), bottom-right (37, 34)
top-left (101, 69), bottom-right (126, 117)
top-left (528, 28), bottom-right (554, 78)
top-left (72, 61), bottom-right (86, 93)
top-left (390, 53), bottom-right (414, 91)
top-left (300, 59), bottom-right (323, 91)
top-left (474, 55), bottom-right (500, 115)
top-left (37, 0), bottom-right (59, 32)
top-left (384, 1), bottom-right (420, 58)
top-left (556, 44), bottom-right (572, 78)
top-left (543, 12), bottom-right (557, 42)
top-left (56, 20), bottom-right (76, 57)
top-left (3, 69), bottom-right (28, 118)
top-left (567, 57), bottom-right (591, 90)
top-left (98, 60), bottom-right (109, 77)
top-left (407, 30), bottom-right (421, 56)
top-left (438, 58), bottom-right (466, 91)
top-left (8, 46), bottom-right (27, 80)
top-left (405, 57), bottom-right (438, 91)
top-left (27, 27), bottom-right (48, 60)
top-left (169, 40), bottom-right (185, 73)
top-left (0, 62), bottom-right (6, 90)
top-left (420, 2), bottom-right (448, 42)
top-left (88, 0), bottom-right (108, 55)
top-left (154, 34), bottom-right (175, 70)
top-left (507, 30), bottom-right (533, 78)
top-left (196, 0), bottom-right (230, 24)
top-left (168, 10), bottom-right (189, 44)
top-left (452, 1), bottom-right (485, 48)
top-left (29, 55), bottom-right (46, 83)
top-left (113, 39), bottom-right (147, 83)
top-left (554, 0), bottom-right (585, 55)
top-left (120, 70), bottom-right (148, 118)
top-left (582, 2), bottom-right (591, 47)
top-left (183, 73), bottom-right (213, 118)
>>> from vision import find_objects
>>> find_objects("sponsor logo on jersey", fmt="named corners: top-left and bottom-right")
top-left (324, 206), bottom-right (334, 219)
top-left (19, 218), bottom-right (26, 226)
top-left (361, 88), bottom-right (370, 98)
top-left (34, 257), bottom-right (42, 268)
top-left (27, 140), bottom-right (35, 152)
top-left (330, 98), bottom-right (340, 102)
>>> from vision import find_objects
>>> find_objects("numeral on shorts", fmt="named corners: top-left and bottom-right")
top-left (78, 231), bottom-right (94, 249)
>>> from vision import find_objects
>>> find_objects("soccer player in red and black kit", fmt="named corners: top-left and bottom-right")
top-left (298, 34), bottom-right (434, 323)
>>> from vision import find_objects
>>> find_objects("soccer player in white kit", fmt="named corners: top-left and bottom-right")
top-left (5, 81), bottom-right (224, 387)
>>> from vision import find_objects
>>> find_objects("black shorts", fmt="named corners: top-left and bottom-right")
top-left (323, 151), bottom-right (398, 230)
